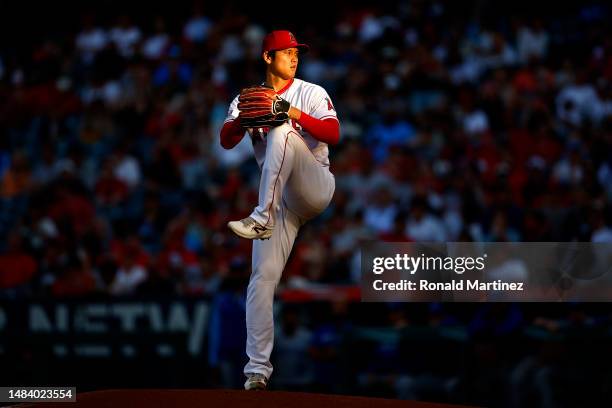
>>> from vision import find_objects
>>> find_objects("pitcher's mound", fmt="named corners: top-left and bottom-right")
top-left (18, 389), bottom-right (476, 408)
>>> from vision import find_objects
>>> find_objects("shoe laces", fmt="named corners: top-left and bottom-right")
top-left (247, 373), bottom-right (267, 382)
top-left (241, 217), bottom-right (263, 229)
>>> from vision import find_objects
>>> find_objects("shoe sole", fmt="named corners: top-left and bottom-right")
top-left (244, 379), bottom-right (268, 390)
top-left (245, 383), bottom-right (267, 391)
top-left (228, 222), bottom-right (272, 240)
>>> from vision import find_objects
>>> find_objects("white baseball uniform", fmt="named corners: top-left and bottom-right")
top-left (224, 78), bottom-right (338, 379)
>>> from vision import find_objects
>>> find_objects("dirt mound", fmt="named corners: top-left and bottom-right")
top-left (17, 389), bottom-right (476, 408)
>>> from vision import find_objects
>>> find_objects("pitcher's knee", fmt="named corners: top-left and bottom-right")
top-left (311, 191), bottom-right (334, 213)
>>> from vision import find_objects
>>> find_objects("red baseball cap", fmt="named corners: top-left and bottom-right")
top-left (262, 30), bottom-right (309, 54)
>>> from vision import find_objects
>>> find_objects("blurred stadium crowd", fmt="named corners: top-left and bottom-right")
top-left (1, 1), bottom-right (612, 406)
top-left (1, 1), bottom-right (611, 297)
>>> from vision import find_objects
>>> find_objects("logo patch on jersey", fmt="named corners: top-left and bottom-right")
top-left (326, 97), bottom-right (335, 111)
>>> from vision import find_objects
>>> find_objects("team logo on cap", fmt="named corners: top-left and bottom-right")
top-left (289, 32), bottom-right (296, 43)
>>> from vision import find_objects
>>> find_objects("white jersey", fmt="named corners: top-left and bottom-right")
top-left (224, 78), bottom-right (338, 167)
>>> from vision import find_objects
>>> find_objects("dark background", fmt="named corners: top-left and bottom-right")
top-left (1, 1), bottom-right (611, 407)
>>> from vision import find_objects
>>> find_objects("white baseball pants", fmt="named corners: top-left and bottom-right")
top-left (244, 123), bottom-right (335, 379)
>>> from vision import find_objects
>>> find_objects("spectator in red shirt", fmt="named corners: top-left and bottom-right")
top-left (51, 251), bottom-right (97, 297)
top-left (94, 160), bottom-right (129, 205)
top-left (0, 232), bottom-right (37, 290)
top-left (379, 212), bottom-right (414, 242)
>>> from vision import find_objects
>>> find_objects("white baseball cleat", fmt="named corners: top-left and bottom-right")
top-left (244, 372), bottom-right (268, 390)
top-left (228, 217), bottom-right (273, 240)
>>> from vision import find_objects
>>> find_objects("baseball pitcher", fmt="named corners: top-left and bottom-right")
top-left (220, 30), bottom-right (340, 390)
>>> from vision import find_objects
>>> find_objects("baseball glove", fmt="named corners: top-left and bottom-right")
top-left (237, 85), bottom-right (290, 129)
